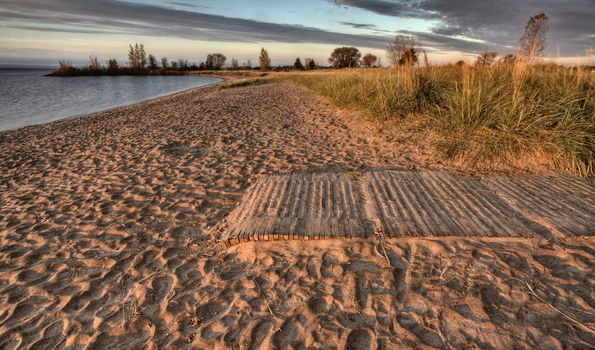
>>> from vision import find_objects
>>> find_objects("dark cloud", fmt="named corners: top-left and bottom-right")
top-left (339, 21), bottom-right (378, 29)
top-left (330, 0), bottom-right (436, 18)
top-left (331, 0), bottom-right (595, 55)
top-left (167, 1), bottom-right (203, 8)
top-left (0, 0), bottom-right (488, 54)
top-left (0, 0), bottom-right (389, 46)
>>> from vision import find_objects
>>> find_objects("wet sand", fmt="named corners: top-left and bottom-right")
top-left (0, 82), bottom-right (593, 349)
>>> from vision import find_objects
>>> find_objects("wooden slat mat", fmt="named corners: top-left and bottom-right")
top-left (219, 170), bottom-right (594, 244)
top-left (220, 172), bottom-right (375, 245)
top-left (484, 175), bottom-right (595, 236)
top-left (365, 170), bottom-right (548, 238)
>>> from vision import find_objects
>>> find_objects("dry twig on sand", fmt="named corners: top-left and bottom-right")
top-left (252, 275), bottom-right (274, 316)
top-left (515, 278), bottom-right (595, 335)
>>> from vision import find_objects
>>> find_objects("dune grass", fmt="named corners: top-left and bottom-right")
top-left (289, 63), bottom-right (594, 176)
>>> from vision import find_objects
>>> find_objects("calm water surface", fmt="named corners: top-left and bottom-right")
top-left (0, 70), bottom-right (222, 132)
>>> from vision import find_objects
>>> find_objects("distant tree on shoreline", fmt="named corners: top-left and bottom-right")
top-left (294, 58), bottom-right (304, 70)
top-left (329, 47), bottom-right (361, 68)
top-left (231, 58), bottom-right (239, 70)
top-left (161, 57), bottom-right (168, 69)
top-left (361, 53), bottom-right (378, 68)
top-left (259, 48), bottom-right (271, 71)
top-left (148, 54), bottom-right (158, 70)
top-left (205, 53), bottom-right (226, 70)
top-left (88, 55), bottom-right (101, 70)
top-left (107, 58), bottom-right (119, 71)
top-left (128, 43), bottom-right (147, 69)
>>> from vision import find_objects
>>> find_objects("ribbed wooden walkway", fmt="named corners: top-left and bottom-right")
top-left (219, 170), bottom-right (594, 245)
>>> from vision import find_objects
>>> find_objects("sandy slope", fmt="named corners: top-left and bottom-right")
top-left (0, 82), bottom-right (593, 349)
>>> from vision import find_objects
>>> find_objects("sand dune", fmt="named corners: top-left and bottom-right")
top-left (0, 82), bottom-right (593, 349)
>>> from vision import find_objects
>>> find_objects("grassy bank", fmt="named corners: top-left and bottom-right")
top-left (289, 64), bottom-right (594, 177)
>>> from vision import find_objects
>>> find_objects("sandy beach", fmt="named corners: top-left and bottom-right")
top-left (0, 82), bottom-right (593, 349)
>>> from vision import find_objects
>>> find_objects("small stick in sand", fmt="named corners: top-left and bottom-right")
top-left (516, 278), bottom-right (595, 335)
top-left (253, 275), bottom-right (274, 316)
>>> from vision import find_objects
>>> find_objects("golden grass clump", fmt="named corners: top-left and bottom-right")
top-left (290, 62), bottom-right (594, 177)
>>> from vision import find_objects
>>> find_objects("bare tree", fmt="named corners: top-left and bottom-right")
top-left (387, 35), bottom-right (418, 66)
top-left (205, 53), bottom-right (226, 70)
top-left (178, 59), bottom-right (189, 70)
top-left (259, 48), bottom-right (271, 71)
top-left (361, 53), bottom-right (378, 68)
top-left (231, 58), bottom-right (239, 70)
top-left (88, 55), bottom-right (101, 70)
top-left (518, 13), bottom-right (549, 60)
top-left (161, 57), bottom-right (168, 68)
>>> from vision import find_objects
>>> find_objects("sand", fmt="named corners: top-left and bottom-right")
top-left (0, 82), bottom-right (593, 349)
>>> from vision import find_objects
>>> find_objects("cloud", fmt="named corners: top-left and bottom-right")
top-left (330, 0), bottom-right (436, 18)
top-left (339, 22), bottom-right (378, 30)
top-left (330, 0), bottom-right (595, 55)
top-left (0, 0), bottom-right (489, 54)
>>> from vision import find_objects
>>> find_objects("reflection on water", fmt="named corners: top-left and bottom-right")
top-left (0, 70), bottom-right (221, 132)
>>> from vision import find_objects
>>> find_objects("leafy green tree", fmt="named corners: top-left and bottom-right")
top-left (328, 47), bottom-right (361, 68)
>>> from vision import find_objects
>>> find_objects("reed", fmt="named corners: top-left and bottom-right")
top-left (290, 62), bottom-right (594, 176)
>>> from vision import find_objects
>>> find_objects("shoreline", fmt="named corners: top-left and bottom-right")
top-left (0, 75), bottom-right (227, 135)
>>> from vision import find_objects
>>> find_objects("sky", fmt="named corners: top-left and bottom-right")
top-left (0, 0), bottom-right (593, 68)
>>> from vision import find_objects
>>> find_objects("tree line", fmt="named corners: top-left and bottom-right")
top-left (51, 46), bottom-right (318, 76)
top-left (51, 13), bottom-right (551, 76)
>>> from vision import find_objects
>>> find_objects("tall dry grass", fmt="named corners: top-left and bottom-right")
top-left (290, 62), bottom-right (594, 176)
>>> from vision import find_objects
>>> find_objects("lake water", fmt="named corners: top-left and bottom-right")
top-left (0, 70), bottom-right (222, 132)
